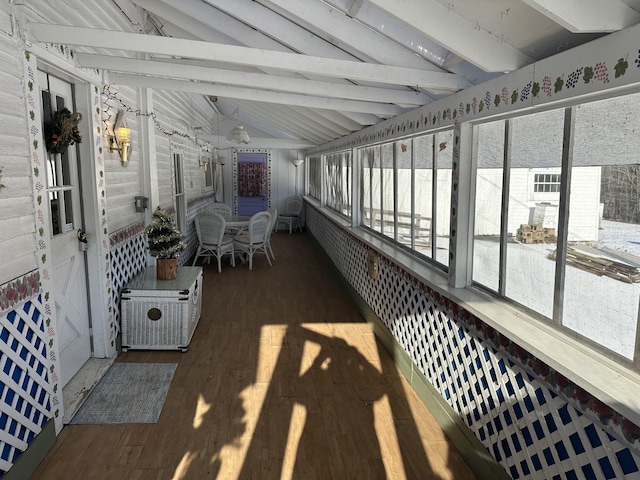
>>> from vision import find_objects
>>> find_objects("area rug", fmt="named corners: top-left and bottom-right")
top-left (70, 362), bottom-right (177, 424)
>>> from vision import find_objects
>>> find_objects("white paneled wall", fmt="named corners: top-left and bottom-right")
top-left (0, 30), bottom-right (36, 285)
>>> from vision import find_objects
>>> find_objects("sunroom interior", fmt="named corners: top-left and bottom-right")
top-left (3, 0), bottom-right (640, 479)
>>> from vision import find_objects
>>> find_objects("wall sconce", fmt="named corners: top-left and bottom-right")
top-left (108, 109), bottom-right (132, 167)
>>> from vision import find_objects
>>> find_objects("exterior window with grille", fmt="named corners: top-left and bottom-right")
top-left (534, 173), bottom-right (561, 192)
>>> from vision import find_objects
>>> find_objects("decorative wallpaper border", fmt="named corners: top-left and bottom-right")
top-left (0, 272), bottom-right (40, 314)
top-left (23, 50), bottom-right (61, 431)
top-left (109, 220), bottom-right (145, 249)
top-left (309, 26), bottom-right (640, 155)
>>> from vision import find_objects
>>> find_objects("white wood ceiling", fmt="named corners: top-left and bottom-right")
top-left (27, 0), bottom-right (640, 148)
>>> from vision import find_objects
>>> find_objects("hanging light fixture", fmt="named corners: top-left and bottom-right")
top-left (226, 106), bottom-right (251, 144)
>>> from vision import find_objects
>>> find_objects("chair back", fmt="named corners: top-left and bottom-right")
top-left (266, 206), bottom-right (278, 232)
top-left (195, 212), bottom-right (226, 245)
top-left (205, 203), bottom-right (231, 219)
top-left (285, 196), bottom-right (303, 216)
top-left (247, 211), bottom-right (272, 245)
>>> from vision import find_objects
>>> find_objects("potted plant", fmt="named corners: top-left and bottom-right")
top-left (145, 207), bottom-right (186, 280)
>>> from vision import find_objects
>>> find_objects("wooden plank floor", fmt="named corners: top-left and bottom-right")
top-left (32, 232), bottom-right (477, 480)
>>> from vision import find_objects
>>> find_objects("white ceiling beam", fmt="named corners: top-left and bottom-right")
top-left (219, 0), bottom-right (444, 71)
top-left (108, 73), bottom-right (406, 116)
top-left (364, 0), bottom-right (534, 72)
top-left (28, 23), bottom-right (470, 91)
top-left (200, 135), bottom-right (318, 148)
top-left (131, 0), bottom-right (299, 81)
top-left (77, 53), bottom-right (429, 106)
top-left (256, 103), bottom-right (349, 139)
top-left (348, 1), bottom-right (452, 69)
top-left (179, 0), bottom-right (354, 59)
top-left (285, 106), bottom-right (353, 137)
top-left (153, 0), bottom-right (402, 87)
top-left (307, 109), bottom-right (362, 132)
top-left (348, 0), bottom-right (365, 17)
top-left (131, 0), bottom-right (256, 47)
top-left (521, 0), bottom-right (640, 33)
top-left (237, 102), bottom-right (334, 143)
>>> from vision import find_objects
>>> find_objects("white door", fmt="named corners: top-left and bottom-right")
top-left (39, 71), bottom-right (92, 388)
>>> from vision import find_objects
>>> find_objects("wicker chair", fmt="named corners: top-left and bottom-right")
top-left (233, 211), bottom-right (272, 270)
top-left (266, 206), bottom-right (278, 261)
top-left (276, 196), bottom-right (303, 234)
top-left (192, 212), bottom-right (235, 272)
top-left (204, 203), bottom-right (231, 219)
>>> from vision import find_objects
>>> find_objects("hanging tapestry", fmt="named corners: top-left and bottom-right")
top-left (238, 162), bottom-right (267, 197)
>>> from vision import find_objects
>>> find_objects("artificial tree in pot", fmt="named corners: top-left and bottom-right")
top-left (145, 207), bottom-right (186, 279)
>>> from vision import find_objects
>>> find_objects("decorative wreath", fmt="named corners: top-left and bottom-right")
top-left (44, 108), bottom-right (82, 154)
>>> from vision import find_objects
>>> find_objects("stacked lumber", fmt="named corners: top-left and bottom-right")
top-left (516, 224), bottom-right (556, 244)
top-left (547, 247), bottom-right (640, 283)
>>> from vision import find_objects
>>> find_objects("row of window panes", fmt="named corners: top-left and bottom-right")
top-left (310, 91), bottom-right (640, 367)
top-left (472, 94), bottom-right (640, 363)
top-left (360, 131), bottom-right (453, 268)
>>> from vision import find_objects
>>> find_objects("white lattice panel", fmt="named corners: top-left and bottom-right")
top-left (110, 232), bottom-right (147, 332)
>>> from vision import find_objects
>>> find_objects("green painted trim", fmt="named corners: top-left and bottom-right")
top-left (4, 419), bottom-right (56, 480)
top-left (311, 236), bottom-right (510, 480)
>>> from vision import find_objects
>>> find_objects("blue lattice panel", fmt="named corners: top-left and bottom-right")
top-left (306, 206), bottom-right (640, 480)
top-left (0, 297), bottom-right (51, 477)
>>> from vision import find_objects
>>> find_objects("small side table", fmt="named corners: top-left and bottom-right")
top-left (121, 266), bottom-right (203, 352)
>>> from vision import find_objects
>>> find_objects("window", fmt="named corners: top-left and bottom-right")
top-left (359, 130), bottom-right (452, 269)
top-left (308, 156), bottom-right (322, 201)
top-left (533, 173), bottom-right (561, 193)
top-left (325, 151), bottom-right (351, 217)
top-left (471, 92), bottom-right (640, 363)
top-left (360, 146), bottom-right (378, 231)
top-left (413, 134), bottom-right (434, 258)
top-left (42, 87), bottom-right (76, 236)
top-left (173, 153), bottom-right (186, 234)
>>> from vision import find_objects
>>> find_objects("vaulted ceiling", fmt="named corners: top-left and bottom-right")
top-left (28, 0), bottom-right (640, 149)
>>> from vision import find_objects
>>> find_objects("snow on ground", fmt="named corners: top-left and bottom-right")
top-left (596, 219), bottom-right (640, 259)
top-left (470, 219), bottom-right (640, 360)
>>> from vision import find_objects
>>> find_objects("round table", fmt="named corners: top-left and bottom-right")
top-left (225, 215), bottom-right (250, 233)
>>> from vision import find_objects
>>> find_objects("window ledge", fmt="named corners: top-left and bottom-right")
top-left (307, 200), bottom-right (640, 430)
